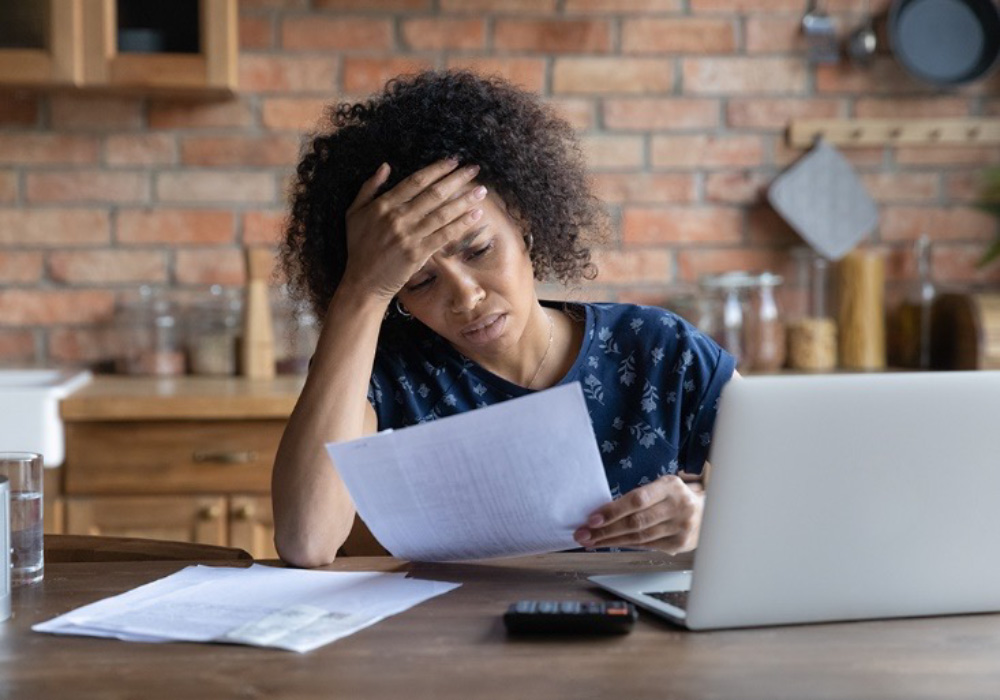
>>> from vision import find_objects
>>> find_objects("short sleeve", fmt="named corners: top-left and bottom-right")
top-left (673, 331), bottom-right (736, 474)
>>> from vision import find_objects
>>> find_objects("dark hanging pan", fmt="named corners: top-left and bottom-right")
top-left (888, 0), bottom-right (1000, 86)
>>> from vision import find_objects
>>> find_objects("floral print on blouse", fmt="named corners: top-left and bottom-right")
top-left (368, 302), bottom-right (736, 498)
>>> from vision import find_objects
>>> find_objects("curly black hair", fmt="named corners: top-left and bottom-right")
top-left (281, 69), bottom-right (605, 319)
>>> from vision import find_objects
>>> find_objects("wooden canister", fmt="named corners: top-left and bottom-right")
top-left (836, 249), bottom-right (886, 370)
top-left (931, 293), bottom-right (1000, 370)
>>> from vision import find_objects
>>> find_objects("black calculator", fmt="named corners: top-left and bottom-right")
top-left (503, 600), bottom-right (637, 635)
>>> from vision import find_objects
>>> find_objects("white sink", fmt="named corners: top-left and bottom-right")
top-left (0, 369), bottom-right (92, 467)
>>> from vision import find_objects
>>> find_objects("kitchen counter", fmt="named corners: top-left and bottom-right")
top-left (60, 375), bottom-right (304, 421)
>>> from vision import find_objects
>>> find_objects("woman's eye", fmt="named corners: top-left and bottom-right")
top-left (468, 241), bottom-right (494, 260)
top-left (407, 276), bottom-right (434, 292)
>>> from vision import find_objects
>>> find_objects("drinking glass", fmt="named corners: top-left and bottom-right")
top-left (0, 452), bottom-right (44, 586)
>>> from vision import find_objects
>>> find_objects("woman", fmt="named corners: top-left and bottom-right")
top-left (273, 70), bottom-right (737, 568)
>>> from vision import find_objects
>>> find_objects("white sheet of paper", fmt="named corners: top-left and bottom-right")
top-left (326, 382), bottom-right (613, 562)
top-left (33, 564), bottom-right (460, 653)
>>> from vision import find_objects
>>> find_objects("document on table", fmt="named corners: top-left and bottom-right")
top-left (33, 564), bottom-right (460, 653)
top-left (326, 382), bottom-right (613, 562)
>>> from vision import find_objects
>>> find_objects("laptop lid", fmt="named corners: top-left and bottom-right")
top-left (680, 370), bottom-right (1000, 630)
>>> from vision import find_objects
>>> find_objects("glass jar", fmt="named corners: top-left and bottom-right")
top-left (115, 287), bottom-right (186, 376)
top-left (785, 248), bottom-right (837, 371)
top-left (745, 272), bottom-right (786, 372)
top-left (698, 272), bottom-right (754, 370)
top-left (187, 286), bottom-right (242, 376)
top-left (271, 287), bottom-right (319, 375)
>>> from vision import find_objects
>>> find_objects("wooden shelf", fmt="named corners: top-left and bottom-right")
top-left (788, 118), bottom-right (1000, 148)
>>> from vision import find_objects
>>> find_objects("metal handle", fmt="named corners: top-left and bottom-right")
top-left (198, 504), bottom-right (223, 521)
top-left (192, 449), bottom-right (258, 464)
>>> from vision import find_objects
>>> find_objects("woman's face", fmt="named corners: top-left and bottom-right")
top-left (395, 190), bottom-right (540, 363)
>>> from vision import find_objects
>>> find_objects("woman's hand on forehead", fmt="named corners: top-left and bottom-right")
top-left (340, 158), bottom-right (489, 304)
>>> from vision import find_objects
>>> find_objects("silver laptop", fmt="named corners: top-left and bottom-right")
top-left (590, 371), bottom-right (1000, 630)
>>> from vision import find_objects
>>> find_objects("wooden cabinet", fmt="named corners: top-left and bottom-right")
top-left (0, 0), bottom-right (237, 93)
top-left (58, 377), bottom-right (302, 559)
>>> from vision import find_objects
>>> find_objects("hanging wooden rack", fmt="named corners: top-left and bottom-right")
top-left (787, 118), bottom-right (1000, 148)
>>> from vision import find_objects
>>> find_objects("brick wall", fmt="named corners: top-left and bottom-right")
top-left (1, 0), bottom-right (998, 367)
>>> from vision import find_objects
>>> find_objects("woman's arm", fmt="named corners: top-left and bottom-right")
top-left (270, 284), bottom-right (385, 568)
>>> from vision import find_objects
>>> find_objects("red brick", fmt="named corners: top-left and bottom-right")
top-left (314, 0), bottom-right (429, 8)
top-left (444, 58), bottom-right (546, 93)
top-left (49, 96), bottom-right (143, 131)
top-left (180, 135), bottom-right (301, 167)
top-left (281, 16), bottom-right (393, 51)
top-left (581, 135), bottom-right (645, 171)
top-left (149, 100), bottom-right (255, 129)
top-left (104, 133), bottom-right (177, 166)
top-left (243, 211), bottom-right (287, 246)
top-left (746, 205), bottom-right (799, 246)
top-left (853, 98), bottom-right (972, 119)
top-left (117, 210), bottom-right (235, 246)
top-left (261, 97), bottom-right (332, 131)
top-left (47, 327), bottom-right (119, 365)
top-left (705, 171), bottom-right (771, 205)
top-left (343, 57), bottom-right (436, 94)
top-left (0, 210), bottom-right (109, 247)
top-left (0, 171), bottom-right (17, 202)
top-left (553, 58), bottom-right (674, 95)
top-left (745, 17), bottom-right (806, 54)
top-left (402, 19), bottom-right (486, 51)
top-left (0, 252), bottom-right (43, 283)
top-left (773, 141), bottom-right (885, 169)
top-left (651, 135), bottom-right (764, 169)
top-left (26, 171), bottom-right (150, 204)
top-left (494, 19), bottom-right (611, 53)
top-left (0, 330), bottom-right (35, 363)
top-left (683, 58), bottom-right (806, 94)
top-left (174, 248), bottom-right (247, 286)
top-left (440, 0), bottom-right (556, 11)
top-left (0, 290), bottom-right (115, 325)
top-left (0, 134), bottom-right (99, 165)
top-left (0, 93), bottom-right (38, 126)
top-left (726, 98), bottom-right (843, 129)
top-left (945, 172), bottom-right (987, 203)
top-left (676, 248), bottom-right (790, 283)
top-left (623, 18), bottom-right (735, 54)
top-left (603, 98), bottom-right (719, 131)
top-left (861, 173), bottom-right (939, 204)
top-left (894, 146), bottom-right (1000, 167)
top-left (239, 15), bottom-right (274, 50)
top-left (931, 245), bottom-right (1000, 285)
top-left (239, 55), bottom-right (339, 93)
top-left (591, 248), bottom-right (673, 284)
top-left (691, 0), bottom-right (803, 10)
top-left (825, 0), bottom-right (893, 10)
top-left (590, 173), bottom-right (695, 204)
top-left (881, 207), bottom-right (997, 242)
top-left (544, 98), bottom-right (595, 131)
top-left (816, 59), bottom-right (933, 94)
top-left (48, 250), bottom-right (167, 284)
top-left (155, 172), bottom-right (276, 204)
top-left (565, 0), bottom-right (681, 10)
top-left (623, 207), bottom-right (743, 245)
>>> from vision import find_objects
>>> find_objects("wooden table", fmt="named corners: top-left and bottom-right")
top-left (4, 552), bottom-right (1000, 700)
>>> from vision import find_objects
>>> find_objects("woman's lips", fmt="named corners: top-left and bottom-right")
top-left (460, 313), bottom-right (506, 345)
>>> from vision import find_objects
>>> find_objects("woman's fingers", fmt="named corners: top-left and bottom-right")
top-left (588, 476), bottom-right (682, 529)
top-left (376, 157), bottom-right (463, 209)
top-left (348, 162), bottom-right (391, 213)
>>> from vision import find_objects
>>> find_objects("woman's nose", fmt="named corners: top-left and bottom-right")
top-left (445, 269), bottom-right (485, 314)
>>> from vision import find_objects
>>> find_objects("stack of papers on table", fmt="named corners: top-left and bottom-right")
top-left (34, 564), bottom-right (460, 653)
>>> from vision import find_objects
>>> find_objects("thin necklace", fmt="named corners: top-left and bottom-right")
top-left (527, 310), bottom-right (555, 389)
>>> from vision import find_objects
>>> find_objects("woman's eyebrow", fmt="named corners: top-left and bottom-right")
top-left (441, 226), bottom-right (488, 258)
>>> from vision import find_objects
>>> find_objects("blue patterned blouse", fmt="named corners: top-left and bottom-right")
top-left (367, 302), bottom-right (736, 497)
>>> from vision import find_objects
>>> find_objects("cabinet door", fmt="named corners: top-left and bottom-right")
top-left (0, 0), bottom-right (83, 85)
top-left (229, 496), bottom-right (277, 560)
top-left (65, 495), bottom-right (227, 546)
top-left (82, 0), bottom-right (236, 92)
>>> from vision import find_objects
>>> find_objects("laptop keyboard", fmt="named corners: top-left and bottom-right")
top-left (644, 590), bottom-right (689, 610)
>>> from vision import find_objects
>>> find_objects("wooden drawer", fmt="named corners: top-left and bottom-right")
top-left (66, 495), bottom-right (228, 546)
top-left (64, 419), bottom-right (284, 495)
